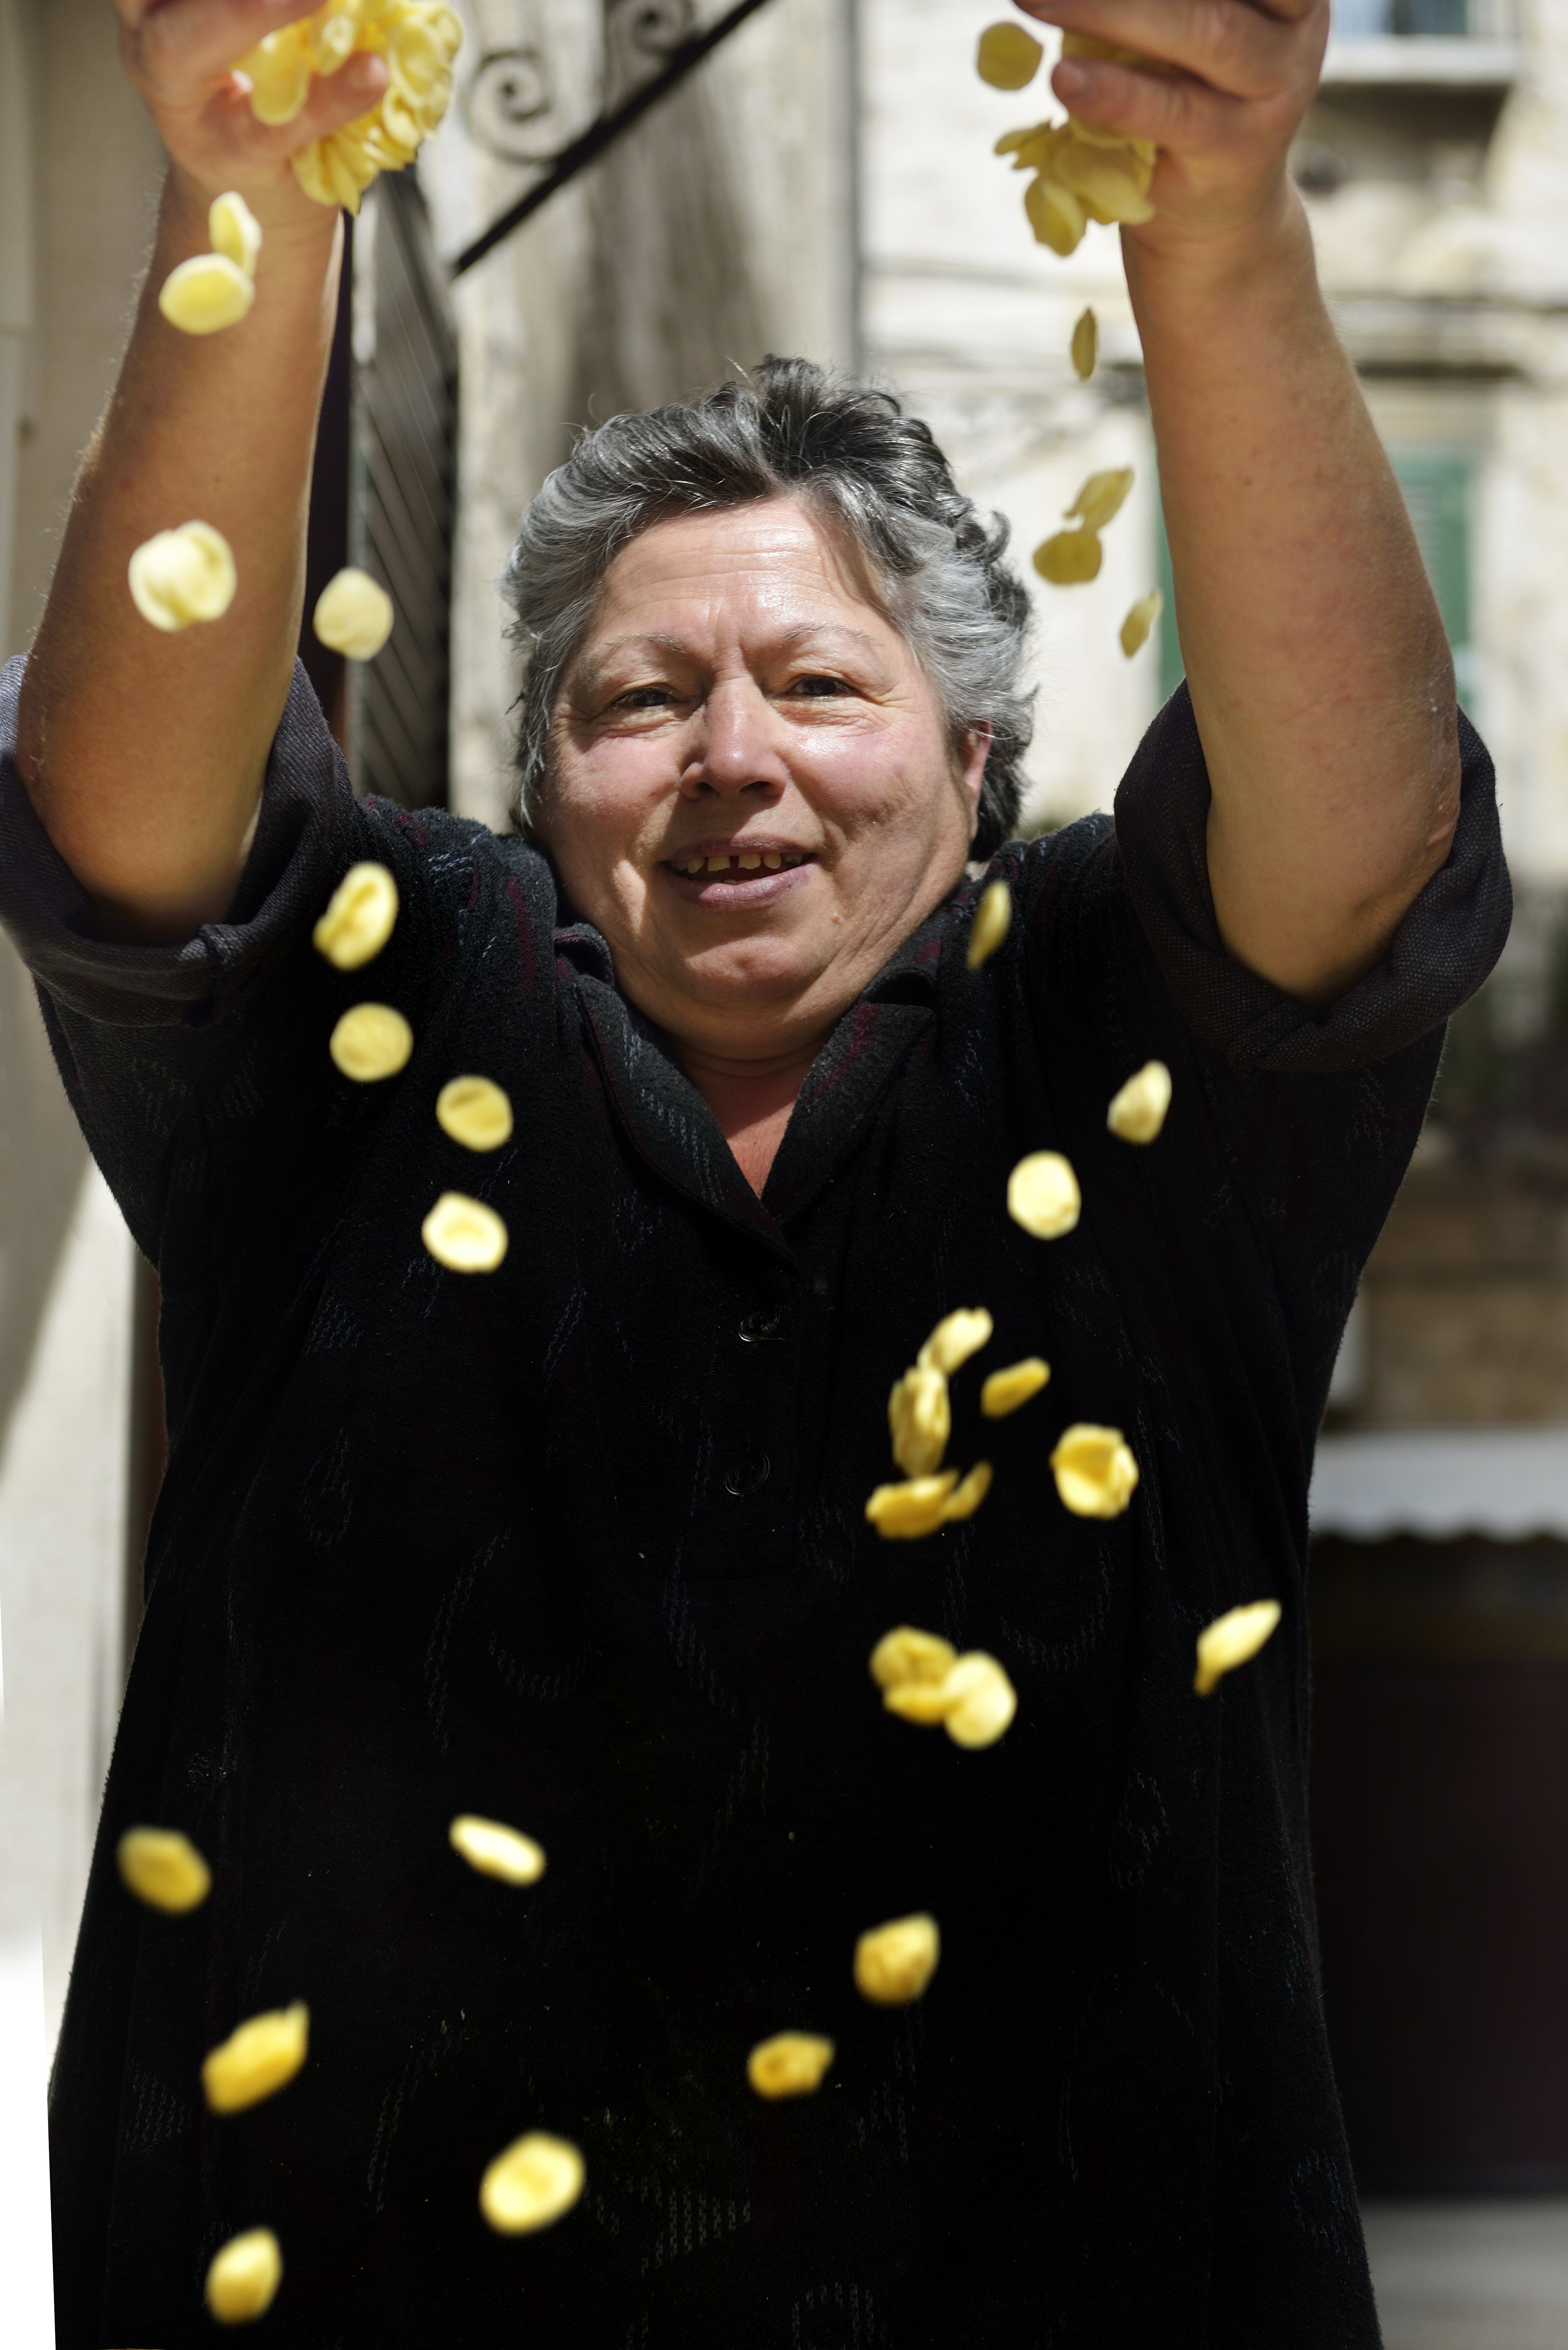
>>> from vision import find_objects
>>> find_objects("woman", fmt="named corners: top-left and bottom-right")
top-left (1, 0), bottom-right (1507, 2343)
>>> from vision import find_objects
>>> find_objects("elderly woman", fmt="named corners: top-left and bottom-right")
top-left (1, 0), bottom-right (1506, 2344)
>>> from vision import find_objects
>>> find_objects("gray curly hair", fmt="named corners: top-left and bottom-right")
top-left (499, 356), bottom-right (1035, 859)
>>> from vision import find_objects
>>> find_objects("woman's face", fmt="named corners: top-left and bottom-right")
top-left (538, 497), bottom-right (989, 1066)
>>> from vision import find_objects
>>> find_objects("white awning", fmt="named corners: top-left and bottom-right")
top-left (1311, 1429), bottom-right (1568, 1542)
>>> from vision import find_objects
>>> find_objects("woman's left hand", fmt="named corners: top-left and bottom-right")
top-left (1016, 0), bottom-right (1330, 261)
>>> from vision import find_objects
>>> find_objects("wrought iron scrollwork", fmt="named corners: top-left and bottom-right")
top-left (464, 47), bottom-right (556, 165)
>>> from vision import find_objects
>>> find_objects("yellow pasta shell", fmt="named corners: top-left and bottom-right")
top-left (918, 1307), bottom-right (994, 1377)
top-left (976, 21), bottom-right (1043, 88)
top-left (330, 1003), bottom-right (413, 1083)
top-left (1194, 1600), bottom-right (1281, 1697)
top-left (436, 1075), bottom-right (514, 1152)
top-left (1007, 1151), bottom-right (1080, 1239)
top-left (480, 2132), bottom-right (585, 2234)
top-left (116, 1826), bottom-right (211, 1913)
top-left (449, 1814), bottom-right (546, 1885)
top-left (1120, 589), bottom-right (1164, 661)
top-left (854, 1913), bottom-right (940, 2006)
top-left (981, 1358), bottom-right (1050, 1417)
top-left (747, 2032), bottom-right (835, 2098)
top-left (422, 1191), bottom-right (509, 1274)
top-left (313, 567), bottom-right (394, 661)
top-left (966, 879), bottom-right (1011, 972)
top-left (205, 2228), bottom-right (283, 2324)
top-left (209, 192), bottom-right (263, 277)
top-left (202, 2003), bottom-right (309, 2114)
top-left (1071, 306), bottom-right (1098, 382)
top-left (128, 521), bottom-right (237, 631)
top-left (1032, 525), bottom-right (1101, 586)
top-left (313, 862), bottom-right (399, 969)
top-left (1050, 1424), bottom-right (1140, 1519)
top-left (1107, 1058), bottom-right (1172, 1143)
top-left (158, 254), bottom-right (255, 336)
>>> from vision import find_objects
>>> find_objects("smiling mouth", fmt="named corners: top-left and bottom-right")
top-left (664, 849), bottom-right (813, 881)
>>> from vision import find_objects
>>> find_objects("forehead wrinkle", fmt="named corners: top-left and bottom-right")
top-left (579, 621), bottom-right (888, 688)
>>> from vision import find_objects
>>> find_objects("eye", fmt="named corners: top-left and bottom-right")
top-left (786, 673), bottom-right (854, 699)
top-left (608, 684), bottom-right (678, 712)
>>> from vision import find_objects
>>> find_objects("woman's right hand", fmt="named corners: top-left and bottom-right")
top-left (113, 0), bottom-right (389, 229)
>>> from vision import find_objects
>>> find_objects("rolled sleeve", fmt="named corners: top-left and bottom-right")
top-left (1112, 684), bottom-right (1511, 1073)
top-left (0, 655), bottom-right (354, 1028)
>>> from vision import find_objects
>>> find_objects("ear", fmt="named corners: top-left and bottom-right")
top-left (958, 723), bottom-right (993, 839)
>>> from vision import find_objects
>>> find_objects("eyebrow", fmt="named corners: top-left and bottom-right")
top-left (574, 624), bottom-right (886, 692)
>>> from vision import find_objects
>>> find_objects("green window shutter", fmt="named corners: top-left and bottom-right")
top-left (1390, 452), bottom-right (1473, 699)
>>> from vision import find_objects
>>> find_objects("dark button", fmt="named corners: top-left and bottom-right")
top-left (812, 1274), bottom-right (829, 1298)
top-left (739, 1307), bottom-right (782, 1344)
top-left (724, 1450), bottom-right (771, 1497)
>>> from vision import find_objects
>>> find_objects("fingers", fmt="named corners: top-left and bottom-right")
top-left (202, 46), bottom-right (389, 169)
top-left (127, 0), bottom-right (321, 86)
top-left (1051, 54), bottom-right (1241, 159)
top-left (1018, 0), bottom-right (1326, 101)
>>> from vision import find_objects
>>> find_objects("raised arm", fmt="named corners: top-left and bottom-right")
top-left (1024, 0), bottom-right (1461, 1003)
top-left (13, 2), bottom-right (388, 944)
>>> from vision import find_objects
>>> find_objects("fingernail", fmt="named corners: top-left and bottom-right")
top-left (1054, 59), bottom-right (1088, 95)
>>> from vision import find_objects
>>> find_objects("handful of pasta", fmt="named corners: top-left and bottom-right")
top-left (238, 2), bottom-right (463, 215)
top-left (981, 27), bottom-right (1161, 257)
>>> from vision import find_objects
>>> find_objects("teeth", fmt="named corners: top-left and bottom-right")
top-left (706, 854), bottom-right (729, 872)
top-left (762, 852), bottom-right (781, 870)
top-left (737, 853), bottom-right (761, 870)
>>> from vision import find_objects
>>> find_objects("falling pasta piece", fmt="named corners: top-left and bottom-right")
top-left (981, 1358), bottom-right (1050, 1417)
top-left (966, 878), bottom-right (1011, 972)
top-left (1194, 1600), bottom-right (1282, 1697)
top-left (449, 1814), bottom-right (545, 1886)
top-left (919, 1307), bottom-right (994, 1378)
top-left (888, 1362), bottom-right (951, 1479)
top-left (158, 253), bottom-right (255, 336)
top-left (480, 2132), bottom-right (585, 2234)
top-left (436, 1075), bottom-right (514, 1152)
top-left (941, 1461), bottom-right (993, 1522)
top-left (1024, 170), bottom-right (1086, 256)
top-left (422, 1191), bottom-right (509, 1274)
top-left (1071, 306), bottom-right (1098, 381)
top-left (128, 521), bottom-right (237, 631)
top-left (865, 1470), bottom-right (959, 1541)
top-left (314, 567), bottom-right (394, 662)
top-left (1066, 467), bottom-right (1135, 534)
top-left (313, 862), bottom-right (399, 969)
top-left (870, 1625), bottom-right (958, 1693)
top-left (883, 1648), bottom-right (1016, 1746)
top-left (329, 1003), bottom-right (413, 1083)
top-left (1007, 1151), bottom-right (1080, 1239)
top-left (1050, 1424), bottom-right (1139, 1519)
top-left (939, 1652), bottom-right (1018, 1749)
top-left (747, 2032), bottom-right (836, 2099)
top-left (209, 191), bottom-right (263, 277)
top-left (1107, 1059), bottom-right (1172, 1144)
top-left (976, 20), bottom-right (1043, 87)
top-left (1120, 588), bottom-right (1163, 660)
top-left (854, 1913), bottom-right (940, 2006)
top-left (202, 2003), bottom-right (310, 2114)
top-left (205, 2228), bottom-right (283, 2325)
top-left (1033, 526), bottom-right (1102, 586)
top-left (116, 1826), bottom-right (211, 1913)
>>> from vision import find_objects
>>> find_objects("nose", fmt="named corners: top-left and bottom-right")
top-left (682, 677), bottom-right (788, 801)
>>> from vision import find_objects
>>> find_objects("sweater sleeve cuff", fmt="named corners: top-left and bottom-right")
top-left (1112, 682), bottom-right (1512, 1074)
top-left (0, 655), bottom-right (354, 1029)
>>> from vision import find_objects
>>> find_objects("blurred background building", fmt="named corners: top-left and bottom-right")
top-left (4, 0), bottom-right (1568, 2337)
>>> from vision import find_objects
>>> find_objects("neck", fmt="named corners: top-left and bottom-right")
top-left (677, 1034), bottom-right (827, 1197)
